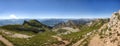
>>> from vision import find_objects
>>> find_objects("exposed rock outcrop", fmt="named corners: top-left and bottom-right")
top-left (102, 10), bottom-right (120, 46)
top-left (89, 10), bottom-right (120, 46)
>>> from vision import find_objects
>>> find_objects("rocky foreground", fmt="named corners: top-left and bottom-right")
top-left (89, 10), bottom-right (120, 46)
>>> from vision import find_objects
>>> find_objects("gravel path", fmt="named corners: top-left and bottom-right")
top-left (0, 35), bottom-right (14, 46)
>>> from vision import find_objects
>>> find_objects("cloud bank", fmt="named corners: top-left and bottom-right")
top-left (9, 14), bottom-right (19, 19)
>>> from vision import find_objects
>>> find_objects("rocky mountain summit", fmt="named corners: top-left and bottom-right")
top-left (89, 10), bottom-right (120, 46)
top-left (103, 10), bottom-right (120, 46)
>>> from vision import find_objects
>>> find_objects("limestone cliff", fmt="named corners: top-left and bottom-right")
top-left (89, 10), bottom-right (120, 46)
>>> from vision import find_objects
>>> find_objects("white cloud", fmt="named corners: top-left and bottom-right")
top-left (9, 14), bottom-right (19, 19)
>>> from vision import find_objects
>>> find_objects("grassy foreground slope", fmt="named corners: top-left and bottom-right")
top-left (0, 29), bottom-right (58, 46)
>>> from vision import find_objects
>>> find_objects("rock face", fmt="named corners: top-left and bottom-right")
top-left (102, 10), bottom-right (120, 46)
top-left (89, 10), bottom-right (120, 46)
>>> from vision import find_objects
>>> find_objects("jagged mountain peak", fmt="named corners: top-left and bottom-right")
top-left (109, 10), bottom-right (120, 27)
top-left (103, 10), bottom-right (120, 46)
top-left (111, 10), bottom-right (120, 19)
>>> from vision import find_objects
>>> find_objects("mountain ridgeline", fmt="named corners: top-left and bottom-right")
top-left (88, 10), bottom-right (120, 46)
top-left (0, 19), bottom-right (94, 33)
top-left (53, 19), bottom-right (92, 29)
top-left (1, 20), bottom-right (52, 33)
top-left (0, 19), bottom-right (68, 27)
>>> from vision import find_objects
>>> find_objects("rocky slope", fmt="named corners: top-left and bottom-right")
top-left (89, 10), bottom-right (120, 46)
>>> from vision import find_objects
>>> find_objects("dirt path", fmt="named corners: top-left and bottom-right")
top-left (72, 23), bottom-right (107, 46)
top-left (88, 35), bottom-right (104, 46)
top-left (88, 24), bottom-right (107, 46)
top-left (0, 35), bottom-right (14, 46)
top-left (52, 36), bottom-right (70, 46)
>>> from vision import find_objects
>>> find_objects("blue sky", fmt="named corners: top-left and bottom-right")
top-left (0, 0), bottom-right (120, 19)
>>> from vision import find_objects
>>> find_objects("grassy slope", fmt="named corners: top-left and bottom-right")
top-left (1, 30), bottom-right (58, 46)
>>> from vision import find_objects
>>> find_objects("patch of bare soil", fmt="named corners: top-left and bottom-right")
top-left (11, 33), bottom-right (32, 38)
top-left (0, 35), bottom-right (14, 46)
top-left (88, 35), bottom-right (104, 46)
top-left (0, 29), bottom-right (33, 38)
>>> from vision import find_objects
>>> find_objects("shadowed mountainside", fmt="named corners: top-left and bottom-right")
top-left (0, 19), bottom-right (52, 33)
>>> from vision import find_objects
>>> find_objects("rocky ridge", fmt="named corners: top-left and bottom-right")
top-left (89, 10), bottom-right (120, 46)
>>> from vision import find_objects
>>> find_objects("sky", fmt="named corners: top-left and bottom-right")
top-left (0, 0), bottom-right (120, 19)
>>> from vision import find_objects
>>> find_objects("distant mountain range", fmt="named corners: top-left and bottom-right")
top-left (53, 19), bottom-right (93, 29)
top-left (0, 19), bottom-right (93, 27)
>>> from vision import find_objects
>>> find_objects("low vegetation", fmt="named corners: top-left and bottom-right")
top-left (57, 29), bottom-right (68, 33)
top-left (0, 30), bottom-right (58, 46)
top-left (0, 41), bottom-right (5, 46)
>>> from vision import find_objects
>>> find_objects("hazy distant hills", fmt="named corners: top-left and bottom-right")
top-left (53, 19), bottom-right (93, 29)
top-left (0, 19), bottom-right (27, 26)
top-left (0, 19), bottom-right (65, 26)
top-left (0, 19), bottom-right (93, 27)
top-left (39, 19), bottom-right (68, 27)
